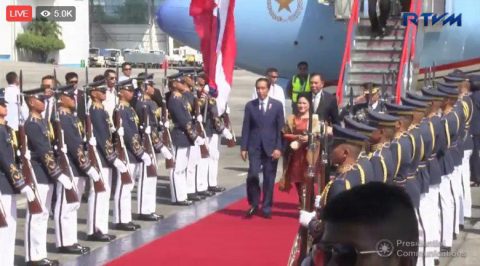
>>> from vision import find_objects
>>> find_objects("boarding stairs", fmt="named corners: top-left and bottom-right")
top-left (335, 0), bottom-right (423, 105)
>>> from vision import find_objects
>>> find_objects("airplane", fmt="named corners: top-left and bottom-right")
top-left (156, 0), bottom-right (480, 86)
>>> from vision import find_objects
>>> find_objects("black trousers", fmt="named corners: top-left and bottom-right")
top-left (368, 0), bottom-right (391, 31)
top-left (470, 135), bottom-right (480, 182)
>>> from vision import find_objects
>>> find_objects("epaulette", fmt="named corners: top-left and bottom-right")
top-left (173, 91), bottom-right (182, 98)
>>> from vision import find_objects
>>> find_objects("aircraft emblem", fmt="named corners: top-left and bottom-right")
top-left (267, 0), bottom-right (304, 22)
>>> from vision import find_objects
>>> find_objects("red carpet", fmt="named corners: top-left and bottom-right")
top-left (108, 186), bottom-right (301, 266)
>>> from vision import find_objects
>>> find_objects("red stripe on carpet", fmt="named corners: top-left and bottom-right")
top-left (107, 186), bottom-right (300, 266)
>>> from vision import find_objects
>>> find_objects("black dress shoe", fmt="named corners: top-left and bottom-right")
top-left (57, 244), bottom-right (90, 255)
top-left (245, 206), bottom-right (257, 218)
top-left (460, 224), bottom-right (465, 230)
top-left (128, 221), bottom-right (141, 229)
top-left (453, 233), bottom-right (457, 240)
top-left (26, 258), bottom-right (59, 266)
top-left (114, 223), bottom-right (137, 231)
top-left (187, 193), bottom-right (203, 201)
top-left (198, 190), bottom-right (215, 197)
top-left (440, 246), bottom-right (451, 253)
top-left (434, 259), bottom-right (440, 265)
top-left (87, 232), bottom-right (116, 242)
top-left (175, 200), bottom-right (193, 206)
top-left (263, 212), bottom-right (272, 219)
top-left (208, 186), bottom-right (226, 193)
top-left (138, 213), bottom-right (164, 221)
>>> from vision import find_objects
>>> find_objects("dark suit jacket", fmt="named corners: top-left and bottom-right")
top-left (314, 91), bottom-right (339, 125)
top-left (241, 98), bottom-right (285, 155)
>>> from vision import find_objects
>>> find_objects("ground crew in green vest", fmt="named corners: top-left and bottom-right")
top-left (286, 61), bottom-right (310, 114)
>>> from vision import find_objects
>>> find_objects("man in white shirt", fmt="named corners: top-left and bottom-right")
top-left (5, 72), bottom-right (28, 130)
top-left (251, 68), bottom-right (286, 117)
top-left (103, 69), bottom-right (118, 119)
top-left (118, 62), bottom-right (132, 82)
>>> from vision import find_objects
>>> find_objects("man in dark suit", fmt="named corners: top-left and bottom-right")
top-left (241, 78), bottom-right (285, 218)
top-left (310, 73), bottom-right (339, 125)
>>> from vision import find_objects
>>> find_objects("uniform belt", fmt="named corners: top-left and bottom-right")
top-left (419, 162), bottom-right (427, 167)
top-left (406, 175), bottom-right (416, 180)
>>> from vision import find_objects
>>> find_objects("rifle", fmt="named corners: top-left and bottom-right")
top-left (348, 87), bottom-right (354, 118)
top-left (142, 65), bottom-right (159, 177)
top-left (84, 67), bottom-right (106, 192)
top-left (193, 95), bottom-right (210, 158)
top-left (288, 104), bottom-right (322, 265)
top-left (159, 75), bottom-right (175, 169)
top-left (113, 66), bottom-right (133, 184)
top-left (18, 70), bottom-right (43, 214)
top-left (52, 69), bottom-right (79, 204)
top-left (0, 190), bottom-right (8, 227)
top-left (222, 103), bottom-right (236, 147)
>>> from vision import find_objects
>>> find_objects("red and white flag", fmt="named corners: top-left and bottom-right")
top-left (190, 0), bottom-right (237, 114)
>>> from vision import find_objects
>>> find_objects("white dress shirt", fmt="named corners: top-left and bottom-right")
top-left (371, 101), bottom-right (379, 110)
top-left (104, 87), bottom-right (118, 119)
top-left (252, 84), bottom-right (285, 116)
top-left (41, 96), bottom-right (55, 122)
top-left (313, 91), bottom-right (322, 112)
top-left (5, 84), bottom-right (29, 130)
top-left (258, 96), bottom-right (270, 113)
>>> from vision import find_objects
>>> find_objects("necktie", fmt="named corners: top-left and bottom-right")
top-left (261, 101), bottom-right (265, 114)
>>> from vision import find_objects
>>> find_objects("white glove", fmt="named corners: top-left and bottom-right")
top-left (163, 121), bottom-right (170, 128)
top-left (145, 126), bottom-right (151, 135)
top-left (160, 146), bottom-right (173, 160)
top-left (61, 144), bottom-right (68, 154)
top-left (194, 136), bottom-right (205, 146)
top-left (299, 210), bottom-right (317, 227)
top-left (88, 137), bottom-right (97, 146)
top-left (141, 153), bottom-right (152, 166)
top-left (196, 115), bottom-right (203, 123)
top-left (314, 195), bottom-right (321, 209)
top-left (117, 127), bottom-right (124, 137)
top-left (113, 159), bottom-right (128, 173)
top-left (87, 167), bottom-right (100, 182)
top-left (225, 105), bottom-right (231, 114)
top-left (21, 186), bottom-right (36, 202)
top-left (57, 174), bottom-right (73, 190)
top-left (222, 128), bottom-right (233, 140)
top-left (24, 149), bottom-right (31, 161)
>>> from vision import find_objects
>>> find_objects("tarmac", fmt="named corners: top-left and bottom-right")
top-left (0, 62), bottom-right (478, 265)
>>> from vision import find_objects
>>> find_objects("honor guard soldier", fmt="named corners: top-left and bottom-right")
top-left (194, 77), bottom-right (233, 196)
top-left (24, 87), bottom-right (70, 266)
top-left (113, 78), bottom-right (151, 230)
top-left (320, 125), bottom-right (370, 207)
top-left (385, 102), bottom-right (428, 264)
top-left (0, 88), bottom-right (36, 266)
top-left (401, 97), bottom-right (434, 266)
top-left (444, 70), bottom-right (474, 222)
top-left (421, 87), bottom-right (456, 251)
top-left (342, 117), bottom-right (376, 184)
top-left (135, 73), bottom-right (173, 221)
top-left (167, 76), bottom-right (205, 205)
top-left (87, 75), bottom-right (126, 239)
top-left (458, 78), bottom-right (474, 220)
top-left (407, 91), bottom-right (443, 264)
top-left (53, 85), bottom-right (92, 254)
top-left (300, 125), bottom-right (369, 247)
top-left (437, 83), bottom-right (464, 241)
top-left (364, 110), bottom-right (398, 183)
top-left (182, 75), bottom-right (206, 201)
top-left (470, 75), bottom-right (480, 186)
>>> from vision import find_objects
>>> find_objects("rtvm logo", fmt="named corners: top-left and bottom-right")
top-left (402, 13), bottom-right (462, 27)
